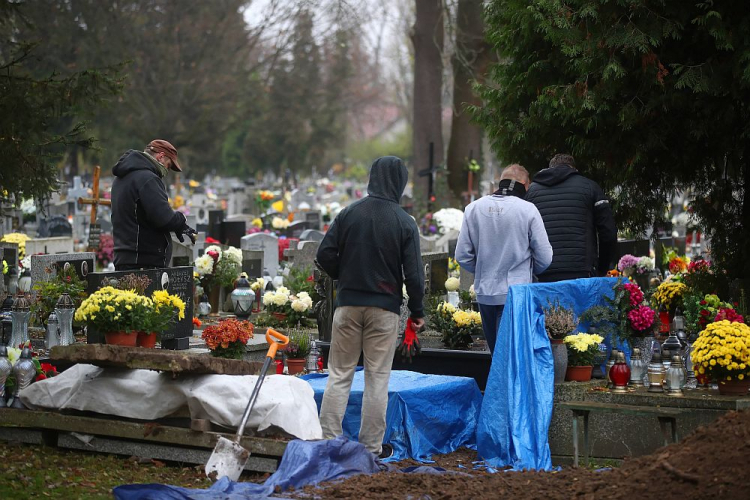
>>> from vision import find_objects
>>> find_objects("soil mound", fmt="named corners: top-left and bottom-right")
top-left (291, 409), bottom-right (750, 499)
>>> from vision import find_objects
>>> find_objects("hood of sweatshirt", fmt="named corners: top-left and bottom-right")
top-left (532, 165), bottom-right (579, 187)
top-left (112, 150), bottom-right (160, 178)
top-left (367, 156), bottom-right (408, 203)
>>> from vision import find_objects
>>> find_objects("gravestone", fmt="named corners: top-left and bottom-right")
top-left (240, 233), bottom-right (279, 277)
top-left (241, 250), bottom-right (263, 279)
top-left (207, 209), bottom-right (224, 241)
top-left (284, 240), bottom-right (319, 269)
top-left (222, 220), bottom-right (247, 247)
top-left (86, 266), bottom-right (194, 350)
top-left (435, 229), bottom-right (460, 254)
top-left (97, 217), bottom-right (113, 234)
top-left (170, 238), bottom-right (193, 268)
top-left (30, 252), bottom-right (96, 293)
top-left (422, 252), bottom-right (449, 295)
top-left (299, 229), bottom-right (325, 242)
top-left (419, 235), bottom-right (438, 253)
top-left (304, 211), bottom-right (322, 231)
top-left (285, 220), bottom-right (311, 239)
top-left (459, 269), bottom-right (474, 292)
top-left (615, 239), bottom-right (650, 260)
top-left (25, 237), bottom-right (75, 255)
top-left (0, 243), bottom-right (18, 274)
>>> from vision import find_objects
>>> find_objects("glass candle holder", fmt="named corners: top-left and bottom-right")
top-left (0, 346), bottom-right (12, 408)
top-left (9, 295), bottom-right (30, 349)
top-left (609, 351), bottom-right (631, 393)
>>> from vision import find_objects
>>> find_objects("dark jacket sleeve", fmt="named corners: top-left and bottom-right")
top-left (401, 217), bottom-right (425, 318)
top-left (591, 182), bottom-right (617, 275)
top-left (316, 217), bottom-right (341, 280)
top-left (139, 176), bottom-right (182, 230)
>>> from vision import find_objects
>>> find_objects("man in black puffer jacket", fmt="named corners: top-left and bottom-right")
top-left (525, 153), bottom-right (617, 282)
top-left (111, 139), bottom-right (196, 271)
top-left (316, 156), bottom-right (425, 459)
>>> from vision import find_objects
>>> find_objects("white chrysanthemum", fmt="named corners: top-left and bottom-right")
top-left (433, 208), bottom-right (464, 234)
top-left (276, 286), bottom-right (290, 296)
top-left (273, 293), bottom-right (289, 306)
top-left (272, 217), bottom-right (290, 229)
top-left (291, 299), bottom-right (309, 312)
top-left (469, 284), bottom-right (476, 300)
top-left (224, 246), bottom-right (242, 264)
top-left (195, 254), bottom-right (214, 276)
top-left (445, 277), bottom-right (460, 291)
top-left (204, 245), bottom-right (223, 261)
top-left (20, 256), bottom-right (31, 270)
top-left (20, 199), bottom-right (35, 215)
top-left (637, 256), bottom-right (655, 271)
top-left (297, 291), bottom-right (310, 300)
top-left (262, 291), bottom-right (275, 306)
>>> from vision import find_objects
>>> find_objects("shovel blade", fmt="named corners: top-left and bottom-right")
top-left (205, 436), bottom-right (250, 482)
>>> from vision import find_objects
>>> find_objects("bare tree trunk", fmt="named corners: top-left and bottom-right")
top-left (411, 0), bottom-right (444, 208)
top-left (446, 0), bottom-right (492, 203)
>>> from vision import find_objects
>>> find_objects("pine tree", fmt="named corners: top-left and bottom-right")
top-left (475, 0), bottom-right (750, 280)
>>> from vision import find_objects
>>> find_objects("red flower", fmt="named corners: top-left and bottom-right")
top-left (192, 317), bottom-right (202, 327)
top-left (40, 362), bottom-right (58, 376)
top-left (700, 300), bottom-right (707, 305)
top-left (207, 250), bottom-right (220, 262)
top-left (700, 310), bottom-right (709, 316)
top-left (35, 373), bottom-right (47, 381)
top-left (205, 237), bottom-right (220, 244)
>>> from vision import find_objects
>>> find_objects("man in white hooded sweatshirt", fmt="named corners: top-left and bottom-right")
top-left (455, 164), bottom-right (553, 356)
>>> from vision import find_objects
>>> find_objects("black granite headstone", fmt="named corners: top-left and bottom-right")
top-left (286, 221), bottom-right (311, 239)
top-left (207, 209), bottom-right (224, 241)
top-left (86, 266), bottom-right (194, 350)
top-left (615, 239), bottom-right (650, 260)
top-left (241, 250), bottom-right (263, 279)
top-left (54, 258), bottom-right (94, 282)
top-left (222, 221), bottom-right (246, 247)
top-left (304, 211), bottom-right (321, 231)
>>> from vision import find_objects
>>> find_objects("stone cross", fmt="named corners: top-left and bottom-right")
top-left (284, 240), bottom-right (319, 270)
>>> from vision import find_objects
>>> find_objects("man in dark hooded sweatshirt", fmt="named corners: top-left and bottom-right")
top-left (525, 153), bottom-right (617, 282)
top-left (111, 139), bottom-right (196, 271)
top-left (316, 156), bottom-right (425, 459)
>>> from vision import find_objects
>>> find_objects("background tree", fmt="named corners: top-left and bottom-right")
top-left (475, 0), bottom-right (750, 281)
top-left (0, 0), bottom-right (122, 206)
top-left (445, 0), bottom-right (492, 201)
top-left (411, 0), bottom-right (445, 207)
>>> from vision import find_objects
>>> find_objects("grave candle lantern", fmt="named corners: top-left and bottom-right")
top-left (647, 352), bottom-right (665, 393)
top-left (11, 346), bottom-right (36, 409)
top-left (230, 273), bottom-right (254, 320)
top-left (9, 294), bottom-right (30, 349)
top-left (45, 310), bottom-right (59, 350)
top-left (0, 346), bottom-right (12, 408)
top-left (609, 351), bottom-right (631, 393)
top-left (629, 347), bottom-right (646, 387)
top-left (665, 354), bottom-right (686, 396)
top-left (197, 294), bottom-right (212, 317)
top-left (0, 295), bottom-right (13, 346)
top-left (55, 293), bottom-right (76, 346)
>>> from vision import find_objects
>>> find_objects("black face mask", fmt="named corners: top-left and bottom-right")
top-left (493, 179), bottom-right (527, 198)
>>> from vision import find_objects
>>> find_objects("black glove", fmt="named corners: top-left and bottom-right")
top-left (173, 213), bottom-right (197, 244)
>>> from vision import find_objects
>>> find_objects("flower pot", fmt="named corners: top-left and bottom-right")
top-left (272, 312), bottom-right (288, 322)
top-left (551, 339), bottom-right (568, 385)
top-left (104, 331), bottom-right (137, 347)
top-left (286, 358), bottom-right (306, 375)
top-left (207, 286), bottom-right (221, 315)
top-left (565, 365), bottom-right (593, 382)
top-left (137, 331), bottom-right (157, 348)
top-left (717, 378), bottom-right (750, 396)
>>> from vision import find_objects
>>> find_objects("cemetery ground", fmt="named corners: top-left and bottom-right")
top-left (1, 408), bottom-right (748, 499)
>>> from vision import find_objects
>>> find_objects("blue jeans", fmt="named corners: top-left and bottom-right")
top-left (478, 303), bottom-right (504, 356)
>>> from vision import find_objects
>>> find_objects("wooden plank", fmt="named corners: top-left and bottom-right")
top-left (50, 344), bottom-right (273, 376)
top-left (558, 401), bottom-right (687, 416)
top-left (0, 409), bottom-right (287, 457)
top-left (57, 434), bottom-right (279, 473)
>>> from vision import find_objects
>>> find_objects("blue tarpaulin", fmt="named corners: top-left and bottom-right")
top-left (303, 369), bottom-right (483, 462)
top-left (112, 436), bottom-right (380, 500)
top-left (476, 277), bottom-right (619, 470)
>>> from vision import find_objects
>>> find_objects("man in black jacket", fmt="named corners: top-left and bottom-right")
top-left (111, 139), bottom-right (196, 271)
top-left (316, 156), bottom-right (425, 459)
top-left (525, 153), bottom-right (617, 282)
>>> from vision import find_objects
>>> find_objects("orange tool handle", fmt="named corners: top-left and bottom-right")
top-left (265, 328), bottom-right (289, 359)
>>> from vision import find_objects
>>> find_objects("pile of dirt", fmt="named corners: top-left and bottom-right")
top-left (290, 409), bottom-right (750, 499)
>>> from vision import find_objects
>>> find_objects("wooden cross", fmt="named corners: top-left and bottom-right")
top-left (77, 166), bottom-right (111, 225)
top-left (78, 165), bottom-right (111, 250)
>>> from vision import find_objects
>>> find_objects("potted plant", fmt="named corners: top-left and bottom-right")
top-left (201, 318), bottom-right (254, 360)
top-left (194, 245), bottom-right (242, 312)
top-left (431, 301), bottom-right (483, 349)
top-left (141, 290), bottom-right (186, 348)
top-left (284, 329), bottom-right (311, 375)
top-left (691, 320), bottom-right (750, 395)
top-left (543, 300), bottom-right (578, 384)
top-left (31, 265), bottom-right (87, 326)
top-left (563, 332), bottom-right (604, 382)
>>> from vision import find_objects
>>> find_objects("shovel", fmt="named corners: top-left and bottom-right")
top-left (205, 328), bottom-right (289, 482)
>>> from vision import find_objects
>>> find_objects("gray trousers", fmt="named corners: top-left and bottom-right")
top-left (319, 306), bottom-right (399, 454)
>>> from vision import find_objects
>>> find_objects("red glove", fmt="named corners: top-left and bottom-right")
top-left (397, 318), bottom-right (421, 363)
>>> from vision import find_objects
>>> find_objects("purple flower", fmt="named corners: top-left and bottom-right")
top-left (429, 225), bottom-right (437, 234)
top-left (617, 254), bottom-right (640, 273)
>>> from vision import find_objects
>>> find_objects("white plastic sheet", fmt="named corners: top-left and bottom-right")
top-left (20, 364), bottom-right (322, 440)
